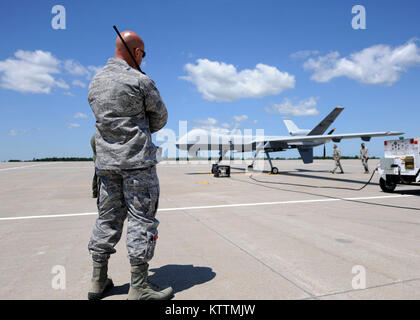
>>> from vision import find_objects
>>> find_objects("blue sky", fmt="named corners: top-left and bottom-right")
top-left (0, 0), bottom-right (419, 161)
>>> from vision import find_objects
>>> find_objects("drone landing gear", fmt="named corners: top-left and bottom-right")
top-left (247, 150), bottom-right (279, 174)
top-left (266, 151), bottom-right (279, 174)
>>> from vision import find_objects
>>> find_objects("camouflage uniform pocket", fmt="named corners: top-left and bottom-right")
top-left (147, 185), bottom-right (159, 217)
top-left (131, 185), bottom-right (159, 218)
top-left (145, 230), bottom-right (158, 260)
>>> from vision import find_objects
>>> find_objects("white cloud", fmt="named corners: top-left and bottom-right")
top-left (180, 59), bottom-right (295, 102)
top-left (8, 129), bottom-right (18, 136)
top-left (304, 40), bottom-right (420, 85)
top-left (193, 115), bottom-right (251, 135)
top-left (290, 50), bottom-right (319, 59)
top-left (72, 80), bottom-right (86, 88)
top-left (87, 65), bottom-right (102, 76)
top-left (194, 117), bottom-right (218, 129)
top-left (0, 50), bottom-right (102, 94)
top-left (64, 60), bottom-right (89, 77)
top-left (64, 60), bottom-right (101, 80)
top-left (232, 115), bottom-right (248, 123)
top-left (228, 114), bottom-right (249, 134)
top-left (67, 123), bottom-right (80, 129)
top-left (266, 97), bottom-right (319, 116)
top-left (8, 129), bottom-right (27, 136)
top-left (73, 112), bottom-right (88, 119)
top-left (193, 118), bottom-right (230, 134)
top-left (0, 50), bottom-right (69, 94)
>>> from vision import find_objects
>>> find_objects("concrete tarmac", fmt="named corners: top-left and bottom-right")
top-left (0, 160), bottom-right (419, 300)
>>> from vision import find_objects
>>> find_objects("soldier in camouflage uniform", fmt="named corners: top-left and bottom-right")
top-left (87, 30), bottom-right (173, 300)
top-left (330, 144), bottom-right (344, 174)
top-left (360, 143), bottom-right (370, 173)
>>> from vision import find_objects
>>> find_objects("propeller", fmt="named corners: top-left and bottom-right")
top-left (323, 128), bottom-right (336, 159)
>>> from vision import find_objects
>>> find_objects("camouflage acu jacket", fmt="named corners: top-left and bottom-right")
top-left (88, 58), bottom-right (168, 170)
top-left (360, 147), bottom-right (369, 159)
top-left (333, 149), bottom-right (341, 161)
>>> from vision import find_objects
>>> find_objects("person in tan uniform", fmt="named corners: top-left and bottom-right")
top-left (330, 144), bottom-right (344, 174)
top-left (360, 143), bottom-right (370, 173)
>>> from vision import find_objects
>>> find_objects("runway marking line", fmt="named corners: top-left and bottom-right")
top-left (0, 194), bottom-right (412, 222)
top-left (0, 163), bottom-right (54, 172)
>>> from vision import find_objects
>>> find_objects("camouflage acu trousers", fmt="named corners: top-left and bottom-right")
top-left (361, 158), bottom-right (369, 172)
top-left (332, 160), bottom-right (344, 173)
top-left (88, 166), bottom-right (160, 266)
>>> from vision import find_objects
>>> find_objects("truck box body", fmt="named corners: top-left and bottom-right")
top-left (378, 138), bottom-right (420, 189)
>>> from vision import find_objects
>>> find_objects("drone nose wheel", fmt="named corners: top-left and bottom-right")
top-left (271, 167), bottom-right (279, 174)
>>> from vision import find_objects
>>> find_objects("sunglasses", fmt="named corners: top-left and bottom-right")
top-left (134, 48), bottom-right (146, 58)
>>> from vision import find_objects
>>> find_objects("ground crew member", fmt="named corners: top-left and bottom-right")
top-left (330, 144), bottom-right (344, 174)
top-left (90, 135), bottom-right (98, 198)
top-left (360, 143), bottom-right (370, 173)
top-left (87, 30), bottom-right (172, 300)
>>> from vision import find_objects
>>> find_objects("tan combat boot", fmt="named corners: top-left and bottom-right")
top-left (88, 260), bottom-right (114, 300)
top-left (127, 263), bottom-right (174, 300)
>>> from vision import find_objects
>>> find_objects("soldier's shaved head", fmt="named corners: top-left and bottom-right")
top-left (115, 30), bottom-right (145, 69)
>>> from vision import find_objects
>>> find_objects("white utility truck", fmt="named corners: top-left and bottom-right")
top-left (378, 138), bottom-right (420, 192)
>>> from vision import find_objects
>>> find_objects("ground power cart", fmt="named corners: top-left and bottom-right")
top-left (378, 138), bottom-right (420, 192)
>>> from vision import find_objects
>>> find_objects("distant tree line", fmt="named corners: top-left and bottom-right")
top-left (163, 155), bottom-right (378, 161)
top-left (6, 155), bottom-right (377, 162)
top-left (8, 157), bottom-right (93, 162)
top-left (32, 157), bottom-right (93, 162)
